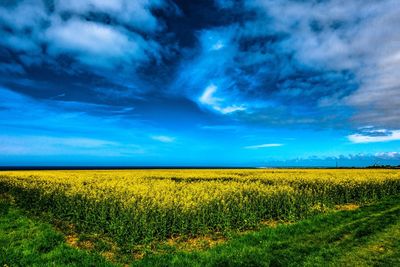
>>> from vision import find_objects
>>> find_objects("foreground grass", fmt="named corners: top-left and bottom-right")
top-left (0, 200), bottom-right (113, 267)
top-left (1, 197), bottom-right (399, 266)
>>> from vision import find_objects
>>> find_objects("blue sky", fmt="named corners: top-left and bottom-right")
top-left (1, 0), bottom-right (400, 167)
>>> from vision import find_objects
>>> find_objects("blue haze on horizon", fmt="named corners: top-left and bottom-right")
top-left (0, 0), bottom-right (400, 167)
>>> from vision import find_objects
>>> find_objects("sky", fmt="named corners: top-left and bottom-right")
top-left (0, 0), bottom-right (400, 167)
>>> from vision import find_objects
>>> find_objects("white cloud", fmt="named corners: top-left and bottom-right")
top-left (151, 135), bottom-right (175, 143)
top-left (0, 0), bottom-right (167, 72)
top-left (46, 19), bottom-right (130, 57)
top-left (211, 40), bottom-right (225, 50)
top-left (200, 124), bottom-right (239, 131)
top-left (45, 18), bottom-right (154, 68)
top-left (0, 135), bottom-right (119, 155)
top-left (244, 143), bottom-right (283, 149)
top-left (217, 105), bottom-right (246, 114)
top-left (348, 130), bottom-right (400, 143)
top-left (199, 84), bottom-right (245, 114)
top-left (375, 152), bottom-right (400, 158)
top-left (199, 84), bottom-right (220, 106)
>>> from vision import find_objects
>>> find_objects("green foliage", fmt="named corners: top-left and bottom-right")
top-left (0, 202), bottom-right (114, 267)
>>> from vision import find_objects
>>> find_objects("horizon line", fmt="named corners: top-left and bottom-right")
top-left (1, 165), bottom-right (399, 171)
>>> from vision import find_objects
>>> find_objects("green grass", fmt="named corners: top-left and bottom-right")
top-left (1, 196), bottom-right (399, 266)
top-left (0, 199), bottom-right (114, 267)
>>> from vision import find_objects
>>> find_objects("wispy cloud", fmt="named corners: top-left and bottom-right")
top-left (0, 135), bottom-right (146, 156)
top-left (199, 84), bottom-right (220, 106)
top-left (151, 135), bottom-right (175, 143)
top-left (244, 143), bottom-right (283, 149)
top-left (198, 84), bottom-right (245, 114)
top-left (199, 124), bottom-right (240, 131)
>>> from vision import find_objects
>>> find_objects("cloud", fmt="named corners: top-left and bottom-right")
top-left (2, 0), bottom-right (400, 140)
top-left (173, 27), bottom-right (249, 115)
top-left (214, 0), bottom-right (235, 9)
top-left (45, 18), bottom-right (157, 68)
top-left (198, 84), bottom-right (245, 114)
top-left (247, 0), bottom-right (400, 128)
top-left (0, 134), bottom-right (147, 156)
top-left (0, 86), bottom-right (154, 157)
top-left (172, 6), bottom-right (356, 126)
top-left (211, 40), bottom-right (225, 51)
top-left (264, 152), bottom-right (400, 167)
top-left (169, 0), bottom-right (398, 129)
top-left (0, 0), bottom-right (45, 54)
top-left (244, 143), bottom-right (283, 149)
top-left (217, 105), bottom-right (246, 114)
top-left (0, 0), bottom-right (173, 92)
top-left (55, 0), bottom-right (165, 32)
top-left (374, 152), bottom-right (400, 159)
top-left (0, 63), bottom-right (25, 75)
top-left (348, 129), bottom-right (400, 143)
top-left (151, 135), bottom-right (175, 143)
top-left (199, 84), bottom-right (220, 106)
top-left (199, 124), bottom-right (240, 131)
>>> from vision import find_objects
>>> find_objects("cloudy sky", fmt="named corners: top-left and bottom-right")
top-left (1, 0), bottom-right (400, 167)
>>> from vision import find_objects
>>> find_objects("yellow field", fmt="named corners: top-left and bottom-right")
top-left (1, 169), bottom-right (399, 245)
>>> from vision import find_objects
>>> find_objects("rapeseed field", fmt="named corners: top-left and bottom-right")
top-left (1, 169), bottom-right (399, 245)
